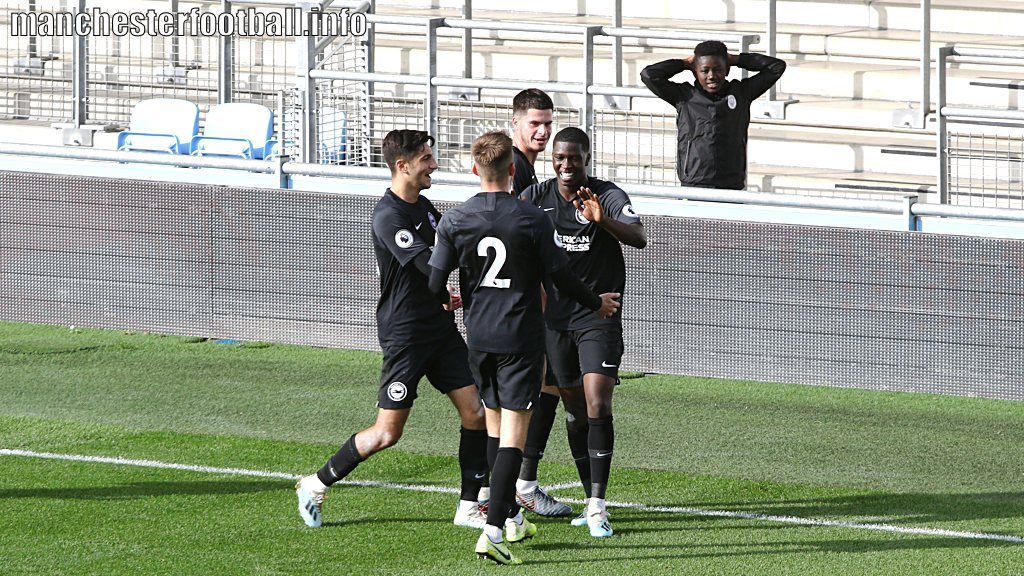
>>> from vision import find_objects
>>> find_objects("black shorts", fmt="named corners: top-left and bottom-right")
top-left (377, 330), bottom-right (475, 410)
top-left (468, 348), bottom-right (544, 411)
top-left (543, 361), bottom-right (558, 388)
top-left (545, 325), bottom-right (624, 389)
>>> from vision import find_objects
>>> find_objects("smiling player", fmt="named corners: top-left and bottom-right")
top-left (519, 127), bottom-right (647, 537)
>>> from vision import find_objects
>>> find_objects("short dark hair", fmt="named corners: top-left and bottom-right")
top-left (694, 40), bottom-right (728, 60)
top-left (471, 131), bottom-right (514, 181)
top-left (552, 126), bottom-right (590, 154)
top-left (382, 129), bottom-right (434, 174)
top-left (512, 88), bottom-right (554, 117)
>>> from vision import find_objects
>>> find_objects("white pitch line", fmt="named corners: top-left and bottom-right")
top-left (2, 448), bottom-right (1021, 544)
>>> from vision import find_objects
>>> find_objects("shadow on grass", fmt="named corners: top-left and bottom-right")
top-left (0, 480), bottom-right (287, 500)
top-left (525, 535), bottom-right (1021, 565)
top-left (678, 491), bottom-right (1024, 526)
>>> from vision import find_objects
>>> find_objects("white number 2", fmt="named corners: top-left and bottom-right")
top-left (476, 237), bottom-right (510, 289)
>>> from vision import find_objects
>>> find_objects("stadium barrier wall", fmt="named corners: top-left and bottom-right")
top-left (3, 169), bottom-right (1024, 401)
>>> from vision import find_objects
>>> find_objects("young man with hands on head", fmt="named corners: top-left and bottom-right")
top-left (641, 40), bottom-right (786, 190)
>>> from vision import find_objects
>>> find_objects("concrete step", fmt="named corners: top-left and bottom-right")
top-left (750, 123), bottom-right (934, 174)
top-left (750, 164), bottom-right (936, 199)
top-left (368, 26), bottom-right (1024, 111)
top-left (774, 58), bottom-right (1024, 109)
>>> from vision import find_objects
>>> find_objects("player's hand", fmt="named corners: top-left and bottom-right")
top-left (444, 284), bottom-right (462, 311)
top-left (596, 292), bottom-right (621, 319)
top-left (574, 187), bottom-right (604, 224)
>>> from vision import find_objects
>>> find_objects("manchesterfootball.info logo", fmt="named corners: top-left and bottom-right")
top-left (10, 7), bottom-right (368, 37)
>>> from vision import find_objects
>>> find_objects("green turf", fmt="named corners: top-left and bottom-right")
top-left (1, 321), bottom-right (1023, 574)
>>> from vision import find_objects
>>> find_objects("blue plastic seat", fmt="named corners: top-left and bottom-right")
top-left (318, 106), bottom-right (348, 164)
top-left (190, 103), bottom-right (277, 160)
top-left (117, 98), bottom-right (199, 154)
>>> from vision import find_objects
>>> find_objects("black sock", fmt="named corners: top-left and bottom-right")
top-left (566, 412), bottom-right (591, 498)
top-left (486, 435), bottom-right (500, 473)
top-left (486, 447), bottom-right (523, 528)
top-left (520, 392), bottom-right (559, 481)
top-left (588, 416), bottom-right (613, 499)
top-left (316, 434), bottom-right (364, 487)
top-left (459, 427), bottom-right (488, 501)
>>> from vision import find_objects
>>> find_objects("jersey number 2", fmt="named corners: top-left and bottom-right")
top-left (477, 237), bottom-right (510, 289)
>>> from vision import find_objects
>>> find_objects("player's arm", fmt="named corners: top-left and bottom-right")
top-left (411, 251), bottom-right (432, 277)
top-left (426, 216), bottom-right (458, 307)
top-left (640, 58), bottom-right (691, 105)
top-left (535, 214), bottom-right (620, 318)
top-left (574, 187), bottom-right (647, 249)
top-left (427, 265), bottom-right (452, 307)
top-left (549, 266), bottom-right (620, 319)
top-left (373, 208), bottom-right (434, 272)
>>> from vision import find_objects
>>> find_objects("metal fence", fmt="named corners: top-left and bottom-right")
top-left (938, 46), bottom-right (1024, 209)
top-left (5, 168), bottom-right (1024, 400)
top-left (0, 0), bottom-right (73, 122)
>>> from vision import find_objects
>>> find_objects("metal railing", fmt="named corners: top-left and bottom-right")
top-left (9, 139), bottom-right (1024, 230)
top-left (937, 46), bottom-right (1024, 208)
top-left (0, 0), bottom-right (370, 142)
top-left (296, 13), bottom-right (759, 184)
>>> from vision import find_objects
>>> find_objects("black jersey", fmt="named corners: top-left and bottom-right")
top-left (371, 189), bottom-right (454, 347)
top-left (429, 192), bottom-right (568, 354)
top-left (512, 147), bottom-right (539, 195)
top-left (519, 177), bottom-right (641, 331)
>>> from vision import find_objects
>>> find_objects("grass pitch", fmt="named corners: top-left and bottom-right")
top-left (1, 321), bottom-right (1022, 574)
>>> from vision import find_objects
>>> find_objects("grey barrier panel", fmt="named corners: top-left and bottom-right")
top-left (2, 171), bottom-right (1024, 400)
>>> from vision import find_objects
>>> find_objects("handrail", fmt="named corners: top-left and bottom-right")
top-left (366, 14), bottom-right (757, 47)
top-left (9, 140), bottom-right (1024, 225)
top-left (369, 15), bottom-right (756, 44)
top-left (310, 69), bottom-right (697, 100)
top-left (308, 70), bottom-right (427, 84)
top-left (597, 26), bottom-right (756, 44)
top-left (0, 142), bottom-right (278, 173)
top-left (623, 183), bottom-right (905, 214)
top-left (943, 46), bottom-right (1024, 60)
top-left (941, 107), bottom-right (1024, 123)
top-left (431, 76), bottom-right (582, 94)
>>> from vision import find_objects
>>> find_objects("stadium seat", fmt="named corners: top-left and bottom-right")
top-left (190, 103), bottom-right (277, 160)
top-left (318, 106), bottom-right (347, 164)
top-left (116, 98), bottom-right (199, 155)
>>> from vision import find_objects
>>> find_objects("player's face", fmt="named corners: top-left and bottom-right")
top-left (552, 141), bottom-right (589, 193)
top-left (695, 55), bottom-right (728, 94)
top-left (403, 143), bottom-right (437, 190)
top-left (512, 108), bottom-right (553, 154)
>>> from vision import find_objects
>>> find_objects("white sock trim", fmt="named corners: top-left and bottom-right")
top-left (515, 479), bottom-right (538, 493)
top-left (304, 474), bottom-right (327, 493)
top-left (484, 524), bottom-right (503, 543)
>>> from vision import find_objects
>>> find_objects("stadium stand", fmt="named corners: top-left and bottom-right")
top-left (0, 0), bottom-right (1022, 204)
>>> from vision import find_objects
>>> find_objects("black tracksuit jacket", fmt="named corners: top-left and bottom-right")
top-left (640, 53), bottom-right (786, 190)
